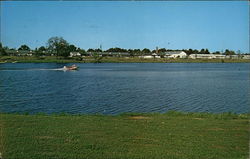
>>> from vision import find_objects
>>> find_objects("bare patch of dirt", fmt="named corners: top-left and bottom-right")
top-left (129, 116), bottom-right (151, 120)
top-left (193, 118), bottom-right (204, 120)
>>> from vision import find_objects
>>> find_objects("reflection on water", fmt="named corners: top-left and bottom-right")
top-left (0, 63), bottom-right (249, 114)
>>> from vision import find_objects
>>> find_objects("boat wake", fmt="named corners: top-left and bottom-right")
top-left (0, 68), bottom-right (68, 71)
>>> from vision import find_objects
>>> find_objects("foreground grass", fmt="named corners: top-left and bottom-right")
top-left (1, 56), bottom-right (250, 63)
top-left (0, 112), bottom-right (249, 159)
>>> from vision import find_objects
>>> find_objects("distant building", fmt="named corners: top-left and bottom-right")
top-left (164, 51), bottom-right (187, 58)
top-left (189, 54), bottom-right (216, 59)
top-left (213, 54), bottom-right (226, 59)
top-left (225, 55), bottom-right (240, 59)
top-left (69, 52), bottom-right (81, 57)
top-left (91, 52), bottom-right (130, 57)
top-left (242, 55), bottom-right (250, 59)
top-left (139, 53), bottom-right (160, 59)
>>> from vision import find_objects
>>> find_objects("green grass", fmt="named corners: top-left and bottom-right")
top-left (1, 56), bottom-right (250, 63)
top-left (0, 112), bottom-right (249, 159)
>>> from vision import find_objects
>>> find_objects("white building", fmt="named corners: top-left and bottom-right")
top-left (189, 54), bottom-right (216, 59)
top-left (139, 53), bottom-right (161, 59)
top-left (225, 55), bottom-right (240, 59)
top-left (69, 52), bottom-right (81, 57)
top-left (164, 51), bottom-right (187, 58)
top-left (242, 55), bottom-right (250, 59)
top-left (213, 54), bottom-right (226, 59)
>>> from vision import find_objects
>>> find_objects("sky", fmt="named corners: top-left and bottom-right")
top-left (1, 1), bottom-right (249, 53)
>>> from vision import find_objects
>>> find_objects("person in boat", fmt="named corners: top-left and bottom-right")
top-left (63, 65), bottom-right (78, 70)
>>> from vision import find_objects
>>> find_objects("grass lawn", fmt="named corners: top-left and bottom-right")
top-left (0, 112), bottom-right (249, 159)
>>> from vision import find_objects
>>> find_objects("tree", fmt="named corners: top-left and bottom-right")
top-left (204, 49), bottom-right (210, 54)
top-left (212, 51), bottom-right (221, 54)
top-left (105, 47), bottom-right (127, 53)
top-left (142, 48), bottom-right (151, 53)
top-left (133, 49), bottom-right (141, 55)
top-left (0, 43), bottom-right (7, 56)
top-left (76, 48), bottom-right (87, 55)
top-left (38, 46), bottom-right (46, 52)
top-left (141, 48), bottom-right (151, 55)
top-left (193, 49), bottom-right (199, 54)
top-left (87, 48), bottom-right (95, 52)
top-left (47, 36), bottom-right (69, 57)
top-left (34, 46), bottom-right (47, 56)
top-left (158, 48), bottom-right (167, 53)
top-left (224, 49), bottom-right (235, 55)
top-left (128, 49), bottom-right (134, 57)
top-left (18, 44), bottom-right (30, 51)
top-left (93, 48), bottom-right (102, 52)
top-left (92, 52), bottom-right (103, 63)
top-left (68, 44), bottom-right (77, 52)
top-left (183, 49), bottom-right (194, 55)
top-left (200, 48), bottom-right (205, 54)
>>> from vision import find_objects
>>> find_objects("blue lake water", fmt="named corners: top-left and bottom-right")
top-left (0, 63), bottom-right (249, 114)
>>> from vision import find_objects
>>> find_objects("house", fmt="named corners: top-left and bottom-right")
top-left (69, 52), bottom-right (81, 57)
top-left (189, 54), bottom-right (216, 59)
top-left (87, 52), bottom-right (130, 57)
top-left (225, 55), bottom-right (240, 59)
top-left (213, 54), bottom-right (226, 59)
top-left (101, 52), bottom-right (130, 57)
top-left (163, 51), bottom-right (187, 58)
top-left (139, 53), bottom-right (160, 59)
top-left (242, 55), bottom-right (250, 59)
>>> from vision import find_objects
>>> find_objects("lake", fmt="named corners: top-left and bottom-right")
top-left (0, 63), bottom-right (249, 114)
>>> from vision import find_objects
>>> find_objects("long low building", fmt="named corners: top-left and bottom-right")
top-left (163, 51), bottom-right (187, 58)
top-left (189, 54), bottom-right (221, 59)
top-left (189, 54), bottom-right (250, 59)
top-left (242, 55), bottom-right (250, 59)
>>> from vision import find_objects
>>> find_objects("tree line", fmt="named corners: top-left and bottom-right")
top-left (0, 36), bottom-right (243, 57)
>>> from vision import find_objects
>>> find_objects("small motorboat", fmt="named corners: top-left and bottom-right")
top-left (63, 64), bottom-right (78, 70)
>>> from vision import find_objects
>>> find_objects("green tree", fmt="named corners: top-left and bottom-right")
top-left (18, 44), bottom-right (30, 51)
top-left (158, 48), bottom-right (167, 53)
top-left (76, 48), bottom-right (87, 55)
top-left (128, 49), bottom-right (134, 57)
top-left (34, 46), bottom-right (47, 56)
top-left (68, 44), bottom-right (77, 52)
top-left (224, 49), bottom-right (235, 55)
top-left (47, 36), bottom-right (69, 57)
top-left (183, 49), bottom-right (194, 55)
top-left (212, 51), bottom-right (221, 54)
top-left (93, 48), bottom-right (102, 52)
top-left (92, 52), bottom-right (103, 63)
top-left (204, 49), bottom-right (210, 54)
top-left (105, 47), bottom-right (127, 52)
top-left (142, 48), bottom-right (151, 54)
top-left (200, 48), bottom-right (205, 54)
top-left (38, 46), bottom-right (46, 52)
top-left (133, 49), bottom-right (141, 55)
top-left (0, 43), bottom-right (7, 56)
top-left (193, 49), bottom-right (199, 54)
top-left (87, 48), bottom-right (95, 52)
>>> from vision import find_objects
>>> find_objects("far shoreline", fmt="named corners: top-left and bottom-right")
top-left (1, 56), bottom-right (250, 63)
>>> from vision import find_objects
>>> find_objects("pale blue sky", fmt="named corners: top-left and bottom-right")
top-left (1, 1), bottom-right (249, 53)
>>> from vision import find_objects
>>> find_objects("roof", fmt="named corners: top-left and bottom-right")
top-left (89, 52), bottom-right (130, 55)
top-left (163, 51), bottom-right (186, 55)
